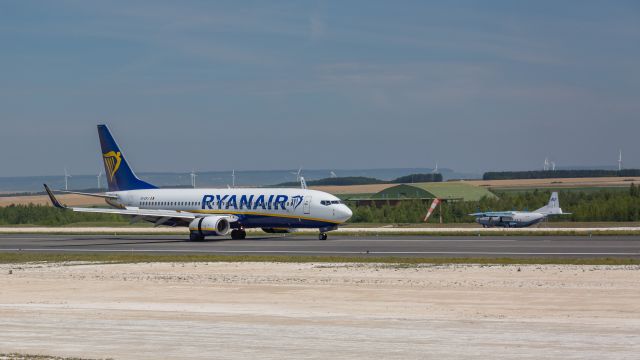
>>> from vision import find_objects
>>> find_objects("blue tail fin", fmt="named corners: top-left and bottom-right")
top-left (98, 124), bottom-right (157, 191)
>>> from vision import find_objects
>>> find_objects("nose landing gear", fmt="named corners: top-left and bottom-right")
top-left (319, 233), bottom-right (328, 240)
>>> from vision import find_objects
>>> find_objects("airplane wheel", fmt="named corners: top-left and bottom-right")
top-left (231, 230), bottom-right (247, 240)
top-left (189, 231), bottom-right (204, 241)
top-left (319, 233), bottom-right (327, 240)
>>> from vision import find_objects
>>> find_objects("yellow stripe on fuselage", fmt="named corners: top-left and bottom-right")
top-left (189, 209), bottom-right (342, 224)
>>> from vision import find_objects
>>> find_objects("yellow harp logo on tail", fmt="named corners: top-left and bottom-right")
top-left (103, 151), bottom-right (122, 181)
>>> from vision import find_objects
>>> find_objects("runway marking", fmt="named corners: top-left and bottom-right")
top-left (0, 238), bottom-right (521, 242)
top-left (2, 248), bottom-right (639, 256)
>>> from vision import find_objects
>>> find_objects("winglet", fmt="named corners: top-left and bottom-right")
top-left (43, 184), bottom-right (66, 209)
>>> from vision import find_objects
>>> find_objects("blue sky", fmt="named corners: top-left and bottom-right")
top-left (1, 1), bottom-right (639, 176)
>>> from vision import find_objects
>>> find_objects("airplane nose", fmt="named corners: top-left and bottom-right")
top-left (339, 205), bottom-right (353, 222)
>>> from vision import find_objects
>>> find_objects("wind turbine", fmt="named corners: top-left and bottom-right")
top-left (97, 169), bottom-right (103, 190)
top-left (329, 171), bottom-right (337, 178)
top-left (618, 149), bottom-right (623, 171)
top-left (551, 161), bottom-right (556, 171)
top-left (64, 168), bottom-right (71, 190)
top-left (190, 170), bottom-right (197, 188)
top-left (288, 167), bottom-right (304, 183)
top-left (543, 157), bottom-right (549, 171)
top-left (432, 162), bottom-right (439, 174)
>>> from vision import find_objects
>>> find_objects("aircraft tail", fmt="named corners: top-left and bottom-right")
top-left (98, 124), bottom-right (157, 191)
top-left (534, 192), bottom-right (563, 215)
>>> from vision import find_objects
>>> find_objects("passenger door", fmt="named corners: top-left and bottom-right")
top-left (303, 196), bottom-right (311, 214)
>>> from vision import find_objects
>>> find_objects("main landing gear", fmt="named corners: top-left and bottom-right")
top-left (231, 229), bottom-right (247, 240)
top-left (189, 231), bottom-right (205, 241)
top-left (318, 233), bottom-right (328, 240)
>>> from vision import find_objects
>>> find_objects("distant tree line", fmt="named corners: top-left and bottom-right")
top-left (391, 173), bottom-right (443, 183)
top-left (276, 173), bottom-right (442, 187)
top-left (483, 169), bottom-right (640, 180)
top-left (0, 204), bottom-right (126, 226)
top-left (4, 186), bottom-right (640, 225)
top-left (349, 186), bottom-right (640, 223)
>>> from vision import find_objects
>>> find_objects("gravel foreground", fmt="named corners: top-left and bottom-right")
top-left (1, 262), bottom-right (639, 359)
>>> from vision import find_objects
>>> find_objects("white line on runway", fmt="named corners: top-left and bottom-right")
top-left (0, 238), bottom-right (521, 242)
top-left (3, 248), bottom-right (639, 256)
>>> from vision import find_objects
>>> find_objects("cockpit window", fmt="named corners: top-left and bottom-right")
top-left (321, 200), bottom-right (343, 206)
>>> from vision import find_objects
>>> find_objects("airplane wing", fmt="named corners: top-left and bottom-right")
top-left (43, 184), bottom-right (236, 226)
top-left (468, 211), bottom-right (513, 217)
top-left (468, 212), bottom-right (487, 217)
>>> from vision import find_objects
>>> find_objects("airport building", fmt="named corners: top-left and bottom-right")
top-left (349, 182), bottom-right (496, 206)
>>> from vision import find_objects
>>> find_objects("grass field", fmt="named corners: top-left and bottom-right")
top-left (492, 186), bottom-right (630, 193)
top-left (2, 176), bottom-right (638, 208)
top-left (465, 176), bottom-right (640, 189)
top-left (314, 177), bottom-right (640, 198)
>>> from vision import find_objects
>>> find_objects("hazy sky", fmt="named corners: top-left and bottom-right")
top-left (1, 1), bottom-right (639, 176)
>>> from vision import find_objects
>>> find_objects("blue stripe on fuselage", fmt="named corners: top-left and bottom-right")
top-left (232, 213), bottom-right (335, 229)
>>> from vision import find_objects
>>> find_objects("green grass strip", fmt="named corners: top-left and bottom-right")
top-left (0, 252), bottom-right (637, 265)
top-left (2, 230), bottom-right (640, 236)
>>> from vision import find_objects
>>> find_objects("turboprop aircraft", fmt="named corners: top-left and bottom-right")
top-left (44, 125), bottom-right (352, 241)
top-left (469, 192), bottom-right (569, 228)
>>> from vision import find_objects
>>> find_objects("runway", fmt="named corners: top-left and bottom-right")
top-left (0, 234), bottom-right (639, 258)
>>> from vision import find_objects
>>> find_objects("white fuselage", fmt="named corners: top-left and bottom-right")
top-left (476, 211), bottom-right (546, 228)
top-left (106, 187), bottom-right (352, 230)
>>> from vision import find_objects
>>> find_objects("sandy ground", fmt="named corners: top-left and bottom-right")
top-left (0, 262), bottom-right (639, 359)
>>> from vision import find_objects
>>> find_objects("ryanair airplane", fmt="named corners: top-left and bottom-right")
top-left (44, 125), bottom-right (352, 241)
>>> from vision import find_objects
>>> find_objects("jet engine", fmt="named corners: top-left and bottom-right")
top-left (189, 216), bottom-right (231, 236)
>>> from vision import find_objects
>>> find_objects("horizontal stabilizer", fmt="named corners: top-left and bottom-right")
top-left (50, 189), bottom-right (118, 200)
